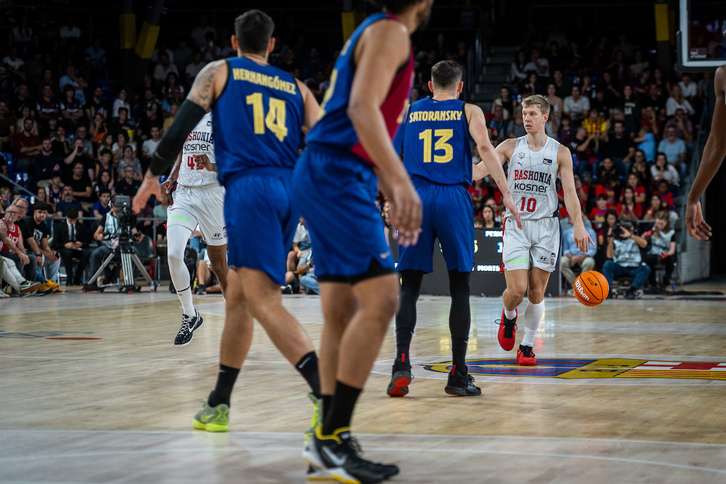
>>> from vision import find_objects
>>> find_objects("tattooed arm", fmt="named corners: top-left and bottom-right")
top-left (134, 61), bottom-right (227, 211)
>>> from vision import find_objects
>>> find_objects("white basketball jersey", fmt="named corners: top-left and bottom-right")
top-left (505, 135), bottom-right (560, 221)
top-left (177, 112), bottom-right (218, 187)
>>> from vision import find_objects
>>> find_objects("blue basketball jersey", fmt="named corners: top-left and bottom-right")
top-left (212, 57), bottom-right (304, 185)
top-left (400, 98), bottom-right (472, 186)
top-left (305, 12), bottom-right (414, 166)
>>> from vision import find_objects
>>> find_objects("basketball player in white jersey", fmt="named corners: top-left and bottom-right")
top-left (489, 94), bottom-right (593, 365)
top-left (163, 111), bottom-right (228, 346)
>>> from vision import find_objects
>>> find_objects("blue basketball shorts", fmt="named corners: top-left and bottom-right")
top-left (397, 180), bottom-right (474, 273)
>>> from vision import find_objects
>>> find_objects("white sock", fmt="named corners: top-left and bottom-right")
top-left (504, 308), bottom-right (517, 319)
top-left (167, 225), bottom-right (195, 316)
top-left (177, 287), bottom-right (195, 317)
top-left (521, 300), bottom-right (544, 347)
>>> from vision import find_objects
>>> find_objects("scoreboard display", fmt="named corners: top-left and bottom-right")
top-left (390, 228), bottom-right (561, 297)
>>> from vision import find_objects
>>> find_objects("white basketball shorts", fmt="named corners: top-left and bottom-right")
top-left (502, 217), bottom-right (560, 272)
top-left (167, 184), bottom-right (227, 246)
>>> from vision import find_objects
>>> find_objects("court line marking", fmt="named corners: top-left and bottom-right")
top-left (0, 444), bottom-right (723, 475)
top-left (3, 429), bottom-right (725, 447)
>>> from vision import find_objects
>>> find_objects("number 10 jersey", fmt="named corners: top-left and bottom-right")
top-left (505, 135), bottom-right (560, 221)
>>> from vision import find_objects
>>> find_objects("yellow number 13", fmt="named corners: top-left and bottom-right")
top-left (419, 129), bottom-right (453, 163)
top-left (246, 92), bottom-right (288, 142)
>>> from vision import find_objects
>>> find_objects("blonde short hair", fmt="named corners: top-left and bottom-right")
top-left (522, 94), bottom-right (550, 115)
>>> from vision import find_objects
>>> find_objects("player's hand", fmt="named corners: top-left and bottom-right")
top-left (160, 179), bottom-right (174, 195)
top-left (574, 225), bottom-right (595, 254)
top-left (133, 175), bottom-right (161, 213)
top-left (388, 179), bottom-right (422, 247)
top-left (685, 199), bottom-right (711, 240)
top-left (501, 192), bottom-right (523, 230)
top-left (194, 154), bottom-right (214, 171)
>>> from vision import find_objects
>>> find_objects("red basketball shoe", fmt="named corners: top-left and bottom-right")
top-left (516, 344), bottom-right (537, 366)
top-left (498, 308), bottom-right (518, 351)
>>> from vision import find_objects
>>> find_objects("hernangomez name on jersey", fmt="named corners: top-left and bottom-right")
top-left (505, 135), bottom-right (560, 221)
top-left (177, 112), bottom-right (219, 187)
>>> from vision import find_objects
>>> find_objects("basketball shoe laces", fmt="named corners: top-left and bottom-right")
top-left (179, 317), bottom-right (192, 335)
top-left (496, 318), bottom-right (517, 338)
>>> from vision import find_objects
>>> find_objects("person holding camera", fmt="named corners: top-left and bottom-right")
top-left (603, 220), bottom-right (651, 299)
top-left (643, 211), bottom-right (676, 288)
top-left (87, 197), bottom-right (143, 289)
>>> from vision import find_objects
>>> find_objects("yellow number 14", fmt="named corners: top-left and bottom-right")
top-left (419, 129), bottom-right (453, 163)
top-left (246, 92), bottom-right (288, 142)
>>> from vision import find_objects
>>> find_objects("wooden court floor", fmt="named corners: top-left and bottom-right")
top-left (1, 284), bottom-right (725, 483)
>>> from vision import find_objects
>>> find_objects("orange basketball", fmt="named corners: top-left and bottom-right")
top-left (574, 270), bottom-right (609, 306)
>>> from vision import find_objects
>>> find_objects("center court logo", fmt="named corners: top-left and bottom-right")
top-left (424, 358), bottom-right (726, 381)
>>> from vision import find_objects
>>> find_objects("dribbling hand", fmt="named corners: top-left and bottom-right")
top-left (685, 199), bottom-right (712, 240)
top-left (574, 224), bottom-right (595, 254)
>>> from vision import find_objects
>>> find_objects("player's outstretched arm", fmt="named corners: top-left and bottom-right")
top-left (349, 20), bottom-right (421, 246)
top-left (468, 105), bottom-right (521, 228)
top-left (686, 65), bottom-right (726, 240)
top-left (134, 60), bottom-right (228, 213)
top-left (559, 144), bottom-right (594, 253)
top-left (295, 79), bottom-right (321, 134)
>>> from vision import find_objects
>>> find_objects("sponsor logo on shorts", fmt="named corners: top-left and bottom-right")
top-left (538, 256), bottom-right (548, 262)
top-left (550, 252), bottom-right (556, 265)
top-left (223, 227), bottom-right (227, 238)
top-left (170, 215), bottom-right (190, 222)
top-left (508, 257), bottom-right (528, 265)
top-left (212, 232), bottom-right (222, 240)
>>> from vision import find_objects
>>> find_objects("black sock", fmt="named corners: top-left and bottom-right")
top-left (449, 270), bottom-right (471, 373)
top-left (295, 351), bottom-right (321, 398)
top-left (322, 381), bottom-right (362, 435)
top-left (207, 364), bottom-right (240, 407)
top-left (396, 270), bottom-right (424, 361)
top-left (322, 394), bottom-right (333, 423)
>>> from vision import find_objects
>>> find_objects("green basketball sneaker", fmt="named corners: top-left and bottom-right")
top-left (192, 401), bottom-right (229, 432)
top-left (303, 392), bottom-right (322, 446)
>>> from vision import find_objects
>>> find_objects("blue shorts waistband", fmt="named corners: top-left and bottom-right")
top-left (306, 143), bottom-right (373, 168)
top-left (226, 166), bottom-right (293, 182)
top-left (410, 174), bottom-right (468, 187)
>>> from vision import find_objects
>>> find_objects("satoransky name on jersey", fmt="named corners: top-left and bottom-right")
top-left (512, 168), bottom-right (551, 193)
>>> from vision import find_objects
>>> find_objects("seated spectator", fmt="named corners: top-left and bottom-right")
top-left (597, 209), bottom-right (618, 249)
top-left (35, 186), bottom-right (51, 212)
top-left (650, 152), bottom-right (680, 187)
top-left (36, 84), bottom-right (60, 127)
top-left (161, 72), bottom-right (184, 98)
top-left (112, 131), bottom-right (136, 163)
top-left (64, 160), bottom-right (93, 210)
top-left (663, 108), bottom-right (693, 143)
top-left (55, 185), bottom-right (84, 218)
top-left (33, 137), bottom-right (61, 187)
top-left (88, 112), bottom-right (107, 144)
top-left (623, 173), bottom-right (647, 205)
top-left (153, 52), bottom-right (178, 84)
top-left (72, 125), bottom-right (94, 157)
top-left (0, 249), bottom-right (41, 295)
top-left (570, 126), bottom-right (599, 179)
top-left (185, 50), bottom-right (207, 85)
top-left (563, 85), bottom-right (590, 123)
top-left (117, 145), bottom-right (143, 180)
top-left (85, 39), bottom-right (107, 76)
top-left (0, 187), bottom-right (11, 213)
top-left (60, 85), bottom-right (84, 132)
top-left (19, 201), bottom-right (60, 287)
top-left (589, 194), bottom-right (609, 229)
top-left (286, 217), bottom-right (311, 287)
top-left (114, 165), bottom-right (141, 197)
top-left (87, 200), bottom-right (144, 289)
top-left (634, 126), bottom-right (656, 162)
top-left (13, 118), bottom-right (42, 174)
top-left (616, 186), bottom-right (642, 221)
top-left (108, 107), bottom-right (136, 139)
top-left (561, 214), bottom-right (597, 293)
top-left (480, 205), bottom-right (500, 228)
top-left (1, 203), bottom-right (38, 282)
top-left (51, 125), bottom-right (72, 159)
top-left (46, 171), bottom-right (64, 208)
top-left (656, 179), bottom-right (675, 210)
top-left (298, 250), bottom-right (318, 295)
top-left (558, 173), bottom-right (587, 219)
top-left (596, 157), bottom-right (618, 184)
top-left (140, 126), bottom-right (162, 167)
top-left (194, 250), bottom-right (222, 295)
top-left (665, 84), bottom-right (695, 117)
top-left (581, 109), bottom-right (608, 140)
top-left (657, 126), bottom-right (687, 180)
top-left (602, 120), bottom-right (635, 175)
top-left (473, 216), bottom-right (484, 228)
top-left (94, 170), bottom-right (115, 200)
top-left (603, 221), bottom-right (650, 299)
top-left (84, 85), bottom-right (107, 122)
top-left (487, 104), bottom-right (509, 144)
top-left (640, 105), bottom-right (662, 139)
top-left (95, 148), bottom-right (115, 184)
top-left (595, 174), bottom-right (618, 209)
top-left (492, 86), bottom-right (517, 120)
top-left (510, 51), bottom-right (527, 81)
top-left (468, 178), bottom-right (487, 212)
top-left (558, 114), bottom-right (574, 146)
top-left (643, 194), bottom-right (665, 222)
top-left (136, 105), bottom-right (163, 142)
top-left (112, 89), bottom-right (131, 118)
top-left (52, 206), bottom-right (91, 286)
top-left (63, 137), bottom-right (95, 181)
top-left (506, 106), bottom-right (526, 138)
top-left (643, 210), bottom-right (676, 288)
top-left (629, 150), bottom-right (653, 188)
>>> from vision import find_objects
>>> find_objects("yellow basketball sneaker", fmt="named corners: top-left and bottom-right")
top-left (192, 401), bottom-right (229, 432)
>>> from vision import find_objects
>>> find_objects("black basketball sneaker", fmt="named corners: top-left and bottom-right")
top-left (174, 309), bottom-right (204, 346)
top-left (386, 357), bottom-right (413, 397)
top-left (445, 365), bottom-right (482, 396)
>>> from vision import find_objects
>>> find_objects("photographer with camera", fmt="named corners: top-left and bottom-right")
top-left (643, 211), bottom-right (676, 288)
top-left (87, 195), bottom-right (144, 289)
top-left (603, 220), bottom-right (651, 299)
